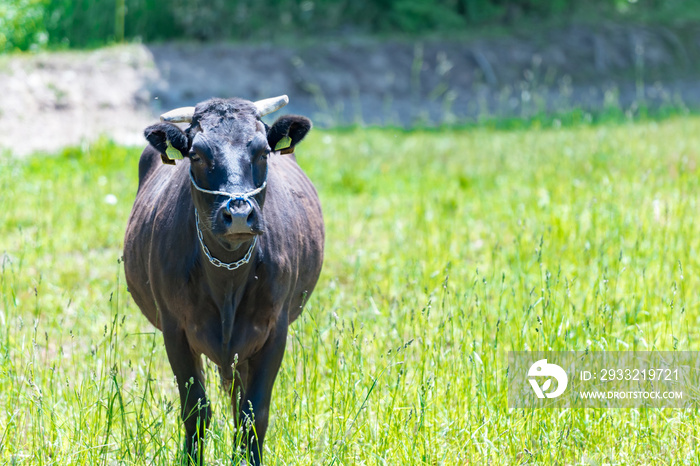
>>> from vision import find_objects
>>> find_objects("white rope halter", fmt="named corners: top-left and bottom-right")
top-left (189, 170), bottom-right (267, 200)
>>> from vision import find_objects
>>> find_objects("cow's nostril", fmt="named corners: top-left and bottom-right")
top-left (222, 210), bottom-right (233, 223)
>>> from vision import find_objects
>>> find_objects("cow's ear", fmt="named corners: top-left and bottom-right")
top-left (144, 122), bottom-right (189, 165)
top-left (267, 115), bottom-right (312, 154)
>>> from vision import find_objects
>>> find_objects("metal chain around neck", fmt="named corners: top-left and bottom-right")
top-left (194, 208), bottom-right (257, 270)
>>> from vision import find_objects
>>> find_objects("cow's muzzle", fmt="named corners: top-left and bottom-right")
top-left (219, 197), bottom-right (260, 237)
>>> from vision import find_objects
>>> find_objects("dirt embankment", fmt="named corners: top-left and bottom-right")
top-left (2, 23), bottom-right (700, 155)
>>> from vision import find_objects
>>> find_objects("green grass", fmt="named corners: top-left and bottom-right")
top-left (2, 117), bottom-right (700, 464)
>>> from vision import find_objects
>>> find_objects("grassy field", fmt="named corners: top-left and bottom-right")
top-left (1, 117), bottom-right (700, 464)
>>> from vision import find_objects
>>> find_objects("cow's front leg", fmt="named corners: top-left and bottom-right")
top-left (163, 322), bottom-right (211, 465)
top-left (238, 322), bottom-right (289, 466)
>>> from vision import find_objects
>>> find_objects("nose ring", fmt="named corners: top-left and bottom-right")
top-left (227, 196), bottom-right (251, 210)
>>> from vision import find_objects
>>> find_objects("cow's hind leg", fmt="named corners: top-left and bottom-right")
top-left (163, 322), bottom-right (211, 465)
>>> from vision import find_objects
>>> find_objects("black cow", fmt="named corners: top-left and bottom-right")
top-left (123, 95), bottom-right (324, 465)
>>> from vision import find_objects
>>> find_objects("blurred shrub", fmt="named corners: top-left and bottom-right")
top-left (383, 1), bottom-right (468, 32)
top-left (0, 0), bottom-right (49, 52)
top-left (41, 0), bottom-right (177, 48)
top-left (3, 0), bottom-right (700, 52)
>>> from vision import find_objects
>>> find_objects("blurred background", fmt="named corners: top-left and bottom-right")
top-left (4, 3), bottom-right (700, 463)
top-left (2, 0), bottom-right (700, 153)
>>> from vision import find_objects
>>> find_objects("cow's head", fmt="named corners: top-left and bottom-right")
top-left (144, 96), bottom-right (312, 251)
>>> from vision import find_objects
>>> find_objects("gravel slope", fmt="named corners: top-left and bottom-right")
top-left (2, 24), bottom-right (699, 155)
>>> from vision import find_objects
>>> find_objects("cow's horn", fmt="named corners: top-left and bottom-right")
top-left (254, 95), bottom-right (289, 116)
top-left (159, 95), bottom-right (288, 122)
top-left (160, 107), bottom-right (196, 123)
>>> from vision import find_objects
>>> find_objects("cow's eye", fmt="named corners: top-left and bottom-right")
top-left (254, 146), bottom-right (270, 161)
top-left (190, 136), bottom-right (212, 163)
